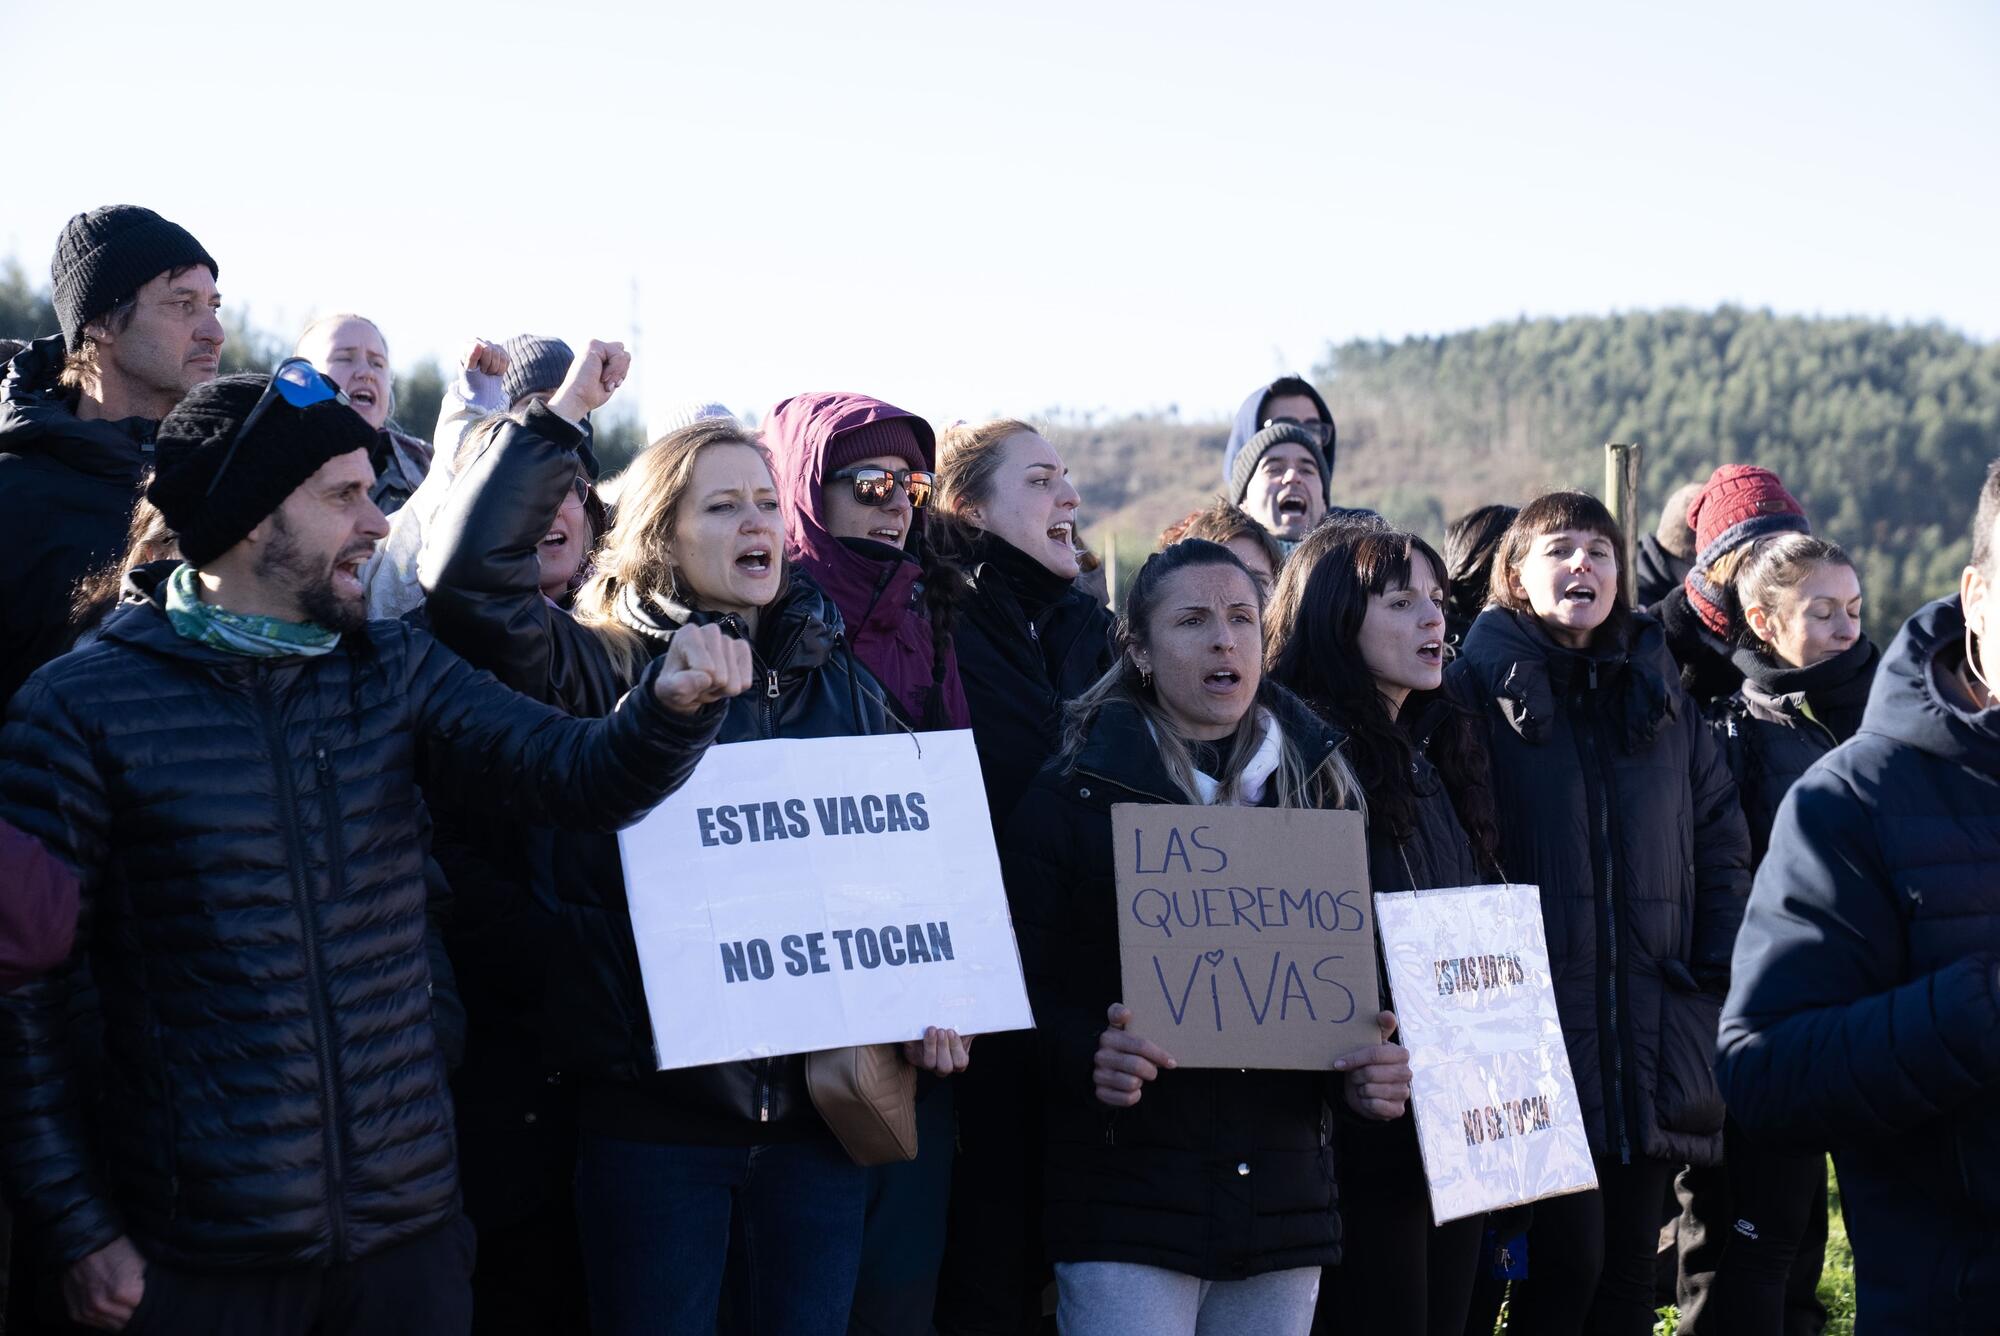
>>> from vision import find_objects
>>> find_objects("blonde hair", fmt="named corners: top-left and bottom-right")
top-left (295, 312), bottom-right (394, 418)
top-left (572, 419), bottom-right (773, 683)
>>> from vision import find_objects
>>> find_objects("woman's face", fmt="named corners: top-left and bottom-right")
top-left (1509, 527), bottom-right (1617, 649)
top-left (536, 474), bottom-right (592, 598)
top-left (822, 453), bottom-right (916, 550)
top-left (956, 432), bottom-right (1081, 578)
top-left (669, 443), bottom-right (784, 620)
top-left (299, 317), bottom-right (391, 431)
top-left (1131, 562), bottom-right (1264, 742)
top-left (1750, 561), bottom-right (1862, 668)
top-left (1357, 551), bottom-right (1448, 716)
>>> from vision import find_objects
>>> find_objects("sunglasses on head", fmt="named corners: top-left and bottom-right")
top-left (1260, 415), bottom-right (1333, 447)
top-left (829, 465), bottom-right (934, 510)
top-left (206, 357), bottom-right (350, 498)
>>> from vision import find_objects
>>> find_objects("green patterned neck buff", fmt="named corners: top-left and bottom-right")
top-left (164, 562), bottom-right (341, 658)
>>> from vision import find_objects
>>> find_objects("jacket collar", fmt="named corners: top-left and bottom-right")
top-left (1457, 605), bottom-right (1676, 749)
top-left (1733, 636), bottom-right (1879, 728)
top-left (1859, 597), bottom-right (2000, 775)
top-left (613, 565), bottom-right (845, 682)
top-left (966, 529), bottom-right (1075, 622)
top-left (0, 335), bottom-right (156, 481)
top-left (1068, 684), bottom-right (1343, 804)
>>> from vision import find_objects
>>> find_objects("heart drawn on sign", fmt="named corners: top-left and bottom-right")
top-left (1203, 949), bottom-right (1225, 966)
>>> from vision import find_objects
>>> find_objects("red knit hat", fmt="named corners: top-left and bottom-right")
top-left (1683, 464), bottom-right (1810, 634)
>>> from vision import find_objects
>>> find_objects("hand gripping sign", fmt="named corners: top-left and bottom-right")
top-left (1112, 804), bottom-right (1382, 1069)
top-left (1373, 884), bottom-right (1597, 1222)
top-left (617, 730), bottom-right (1034, 1069)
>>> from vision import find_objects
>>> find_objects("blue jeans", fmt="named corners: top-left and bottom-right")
top-left (574, 1132), bottom-right (867, 1336)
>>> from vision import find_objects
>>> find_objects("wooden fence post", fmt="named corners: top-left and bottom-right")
top-left (1604, 441), bottom-right (1642, 606)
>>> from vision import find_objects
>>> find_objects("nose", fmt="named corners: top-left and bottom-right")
top-left (881, 485), bottom-right (912, 519)
top-left (357, 495), bottom-right (390, 542)
top-left (195, 308), bottom-right (224, 348)
top-left (1055, 475), bottom-right (1080, 511)
top-left (1419, 597), bottom-right (1446, 630)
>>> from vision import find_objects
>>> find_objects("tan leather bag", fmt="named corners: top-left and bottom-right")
top-left (805, 1043), bottom-right (918, 1166)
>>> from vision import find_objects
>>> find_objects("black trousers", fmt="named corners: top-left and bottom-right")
top-left (933, 1032), bottom-right (1048, 1335)
top-left (1674, 1121), bottom-right (1828, 1336)
top-left (1505, 1155), bottom-right (1678, 1336)
top-left (125, 1217), bottom-right (475, 1336)
top-left (1313, 1114), bottom-right (1486, 1336)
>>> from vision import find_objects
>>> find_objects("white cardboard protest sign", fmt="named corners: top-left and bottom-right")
top-left (1373, 884), bottom-right (1598, 1223)
top-left (617, 729), bottom-right (1034, 1070)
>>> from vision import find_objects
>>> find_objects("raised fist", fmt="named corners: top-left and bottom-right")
top-left (548, 339), bottom-right (630, 424)
top-left (653, 622), bottom-right (754, 715)
top-left (462, 339), bottom-right (510, 379)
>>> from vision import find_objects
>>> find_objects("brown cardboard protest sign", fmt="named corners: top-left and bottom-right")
top-left (1113, 803), bottom-right (1379, 1070)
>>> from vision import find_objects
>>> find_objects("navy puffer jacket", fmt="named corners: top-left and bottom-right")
top-left (1451, 607), bottom-right (1750, 1168)
top-left (1718, 598), bottom-right (2000, 1331)
top-left (0, 569), bottom-right (721, 1269)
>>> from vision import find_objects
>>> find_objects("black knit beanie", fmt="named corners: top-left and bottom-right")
top-left (1228, 421), bottom-right (1331, 507)
top-left (148, 373), bottom-right (377, 567)
top-left (51, 205), bottom-right (218, 352)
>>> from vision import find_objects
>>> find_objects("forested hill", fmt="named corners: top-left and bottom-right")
top-left (1058, 307), bottom-right (2000, 635)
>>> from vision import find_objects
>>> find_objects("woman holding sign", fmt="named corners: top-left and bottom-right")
top-left (1002, 538), bottom-right (1411, 1336)
top-left (1674, 534), bottom-right (1874, 1336)
top-left (1450, 492), bottom-right (1751, 1336)
top-left (426, 375), bottom-right (972, 1336)
top-left (1264, 523), bottom-right (1502, 1336)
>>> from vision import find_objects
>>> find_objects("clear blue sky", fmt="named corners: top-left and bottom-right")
top-left (5, 0), bottom-right (1994, 432)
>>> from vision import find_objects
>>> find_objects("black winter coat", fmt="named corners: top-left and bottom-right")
top-left (1452, 607), bottom-right (1751, 1168)
top-left (421, 407), bottom-right (894, 1142)
top-left (1709, 638), bottom-right (1878, 865)
top-left (1651, 585), bottom-right (1745, 709)
top-left (1718, 599), bottom-right (2000, 1331)
top-left (0, 569), bottom-right (722, 1270)
top-left (0, 336), bottom-right (154, 709)
top-left (1001, 691), bottom-right (1356, 1279)
top-left (953, 531), bottom-right (1115, 832)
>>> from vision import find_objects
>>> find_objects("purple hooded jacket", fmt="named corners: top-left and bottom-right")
top-left (765, 392), bottom-right (972, 730)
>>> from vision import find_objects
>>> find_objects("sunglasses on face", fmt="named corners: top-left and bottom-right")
top-left (206, 357), bottom-right (350, 498)
top-left (1260, 415), bottom-right (1333, 447)
top-left (829, 465), bottom-right (934, 510)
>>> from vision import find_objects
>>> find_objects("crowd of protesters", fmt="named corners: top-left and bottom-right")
top-left (0, 203), bottom-right (1995, 1336)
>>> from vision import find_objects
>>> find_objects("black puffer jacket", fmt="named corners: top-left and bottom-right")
top-left (0, 567), bottom-right (722, 1269)
top-left (420, 407), bottom-right (894, 1141)
top-left (1002, 690), bottom-right (1355, 1279)
top-left (1710, 637), bottom-right (1878, 864)
top-left (953, 531), bottom-right (1115, 831)
top-left (1719, 599), bottom-right (2000, 1331)
top-left (0, 336), bottom-right (155, 708)
top-left (1651, 585), bottom-right (1745, 710)
top-left (1452, 606), bottom-right (1751, 1168)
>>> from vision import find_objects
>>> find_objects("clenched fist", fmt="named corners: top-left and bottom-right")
top-left (653, 622), bottom-right (754, 715)
top-left (462, 338), bottom-right (510, 379)
top-left (548, 339), bottom-right (631, 424)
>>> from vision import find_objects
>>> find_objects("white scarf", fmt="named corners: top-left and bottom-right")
top-left (1186, 707), bottom-right (1286, 807)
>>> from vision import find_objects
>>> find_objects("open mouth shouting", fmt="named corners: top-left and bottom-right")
top-left (1416, 639), bottom-right (1443, 667)
top-left (1047, 519), bottom-right (1074, 551)
top-left (735, 547), bottom-right (774, 577)
top-left (1202, 666), bottom-right (1245, 697)
top-left (347, 385), bottom-right (378, 412)
top-left (331, 545), bottom-right (374, 599)
top-left (538, 527), bottom-right (569, 554)
top-left (1562, 581), bottom-right (1598, 607)
top-left (867, 522), bottom-right (905, 545)
top-left (1276, 491), bottom-right (1310, 518)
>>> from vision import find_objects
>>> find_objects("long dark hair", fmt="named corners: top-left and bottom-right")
top-left (1265, 524), bottom-right (1500, 872)
top-left (1443, 503), bottom-right (1516, 630)
top-left (1060, 539), bottom-right (1359, 810)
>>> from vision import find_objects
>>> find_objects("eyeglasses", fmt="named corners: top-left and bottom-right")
top-left (206, 357), bottom-right (349, 498)
top-left (829, 465), bottom-right (934, 510)
top-left (1260, 415), bottom-right (1333, 447)
top-left (567, 474), bottom-right (591, 505)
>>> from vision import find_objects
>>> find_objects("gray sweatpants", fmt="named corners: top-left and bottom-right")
top-left (1053, 1261), bottom-right (1320, 1336)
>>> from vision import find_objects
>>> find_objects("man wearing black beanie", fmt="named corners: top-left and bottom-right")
top-left (0, 204), bottom-right (223, 708)
top-left (0, 353), bottom-right (754, 1335)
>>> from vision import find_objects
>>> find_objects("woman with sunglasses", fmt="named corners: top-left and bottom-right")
top-left (1263, 523), bottom-right (1502, 1336)
top-left (765, 392), bottom-right (969, 732)
top-left (761, 392), bottom-right (970, 1336)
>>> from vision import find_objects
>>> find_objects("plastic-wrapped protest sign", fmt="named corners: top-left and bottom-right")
top-left (617, 730), bottom-right (1034, 1070)
top-left (1373, 884), bottom-right (1597, 1223)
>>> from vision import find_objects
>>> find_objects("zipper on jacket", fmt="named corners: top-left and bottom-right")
top-left (261, 685), bottom-right (350, 1260)
top-left (765, 669), bottom-right (779, 699)
top-left (1576, 692), bottom-right (1632, 1165)
top-left (757, 1064), bottom-right (771, 1122)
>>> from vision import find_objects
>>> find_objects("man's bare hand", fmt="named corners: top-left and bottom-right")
top-left (63, 1236), bottom-right (146, 1331)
